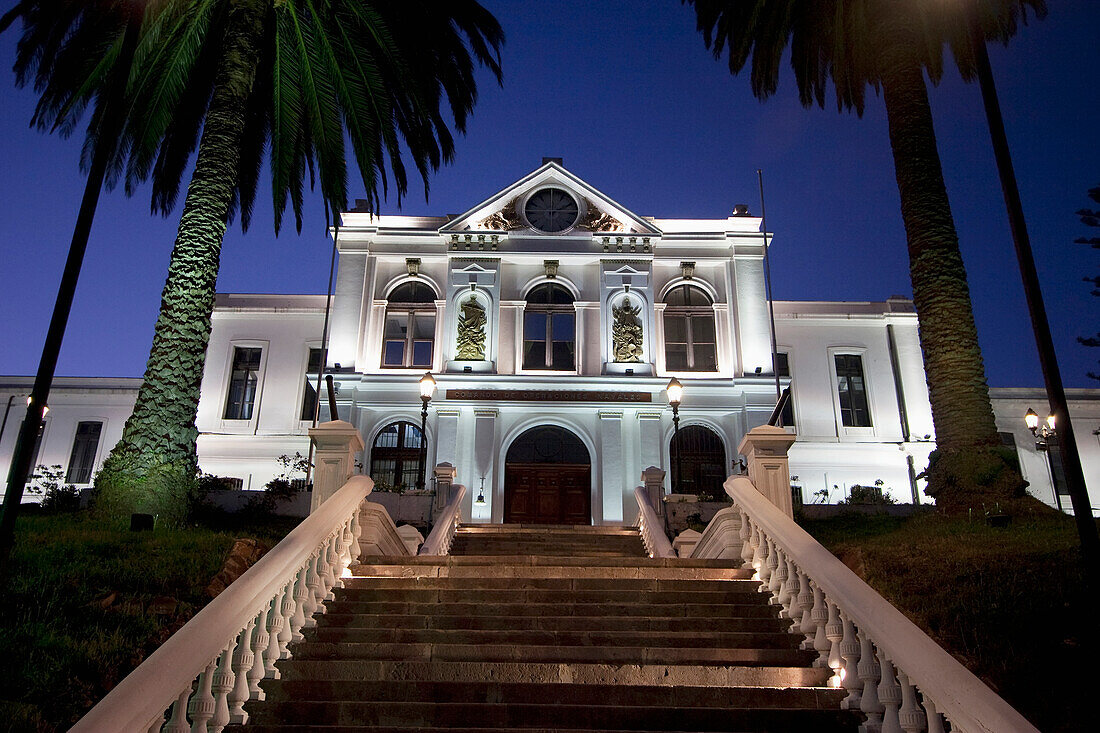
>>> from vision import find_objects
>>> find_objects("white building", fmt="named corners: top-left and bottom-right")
top-left (2, 162), bottom-right (1097, 518)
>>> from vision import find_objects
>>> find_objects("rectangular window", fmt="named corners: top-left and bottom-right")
top-left (224, 347), bottom-right (263, 420)
top-left (775, 353), bottom-right (795, 428)
top-left (300, 348), bottom-right (325, 421)
top-left (835, 354), bottom-right (872, 427)
top-left (1048, 447), bottom-right (1070, 498)
top-left (382, 312), bottom-right (434, 368)
top-left (998, 431), bottom-right (1021, 473)
top-left (22, 419), bottom-right (46, 484)
top-left (66, 421), bottom-right (103, 484)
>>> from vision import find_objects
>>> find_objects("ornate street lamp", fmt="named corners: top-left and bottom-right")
top-left (666, 377), bottom-right (684, 494)
top-left (1024, 407), bottom-right (1057, 447)
top-left (417, 373), bottom-right (436, 491)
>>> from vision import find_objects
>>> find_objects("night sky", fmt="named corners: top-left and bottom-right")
top-left (0, 1), bottom-right (1096, 389)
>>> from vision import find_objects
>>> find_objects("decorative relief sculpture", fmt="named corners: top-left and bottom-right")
top-left (455, 296), bottom-right (487, 360)
top-left (480, 197), bottom-right (523, 231)
top-left (612, 299), bottom-right (643, 362)
top-left (577, 198), bottom-right (625, 233)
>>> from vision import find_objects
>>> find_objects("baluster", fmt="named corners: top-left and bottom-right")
top-left (780, 556), bottom-right (799, 618)
top-left (825, 599), bottom-right (844, 680)
top-left (263, 592), bottom-right (284, 679)
top-left (922, 694), bottom-right (946, 733)
top-left (350, 505), bottom-right (364, 564)
top-left (840, 613), bottom-right (862, 709)
top-left (896, 670), bottom-right (927, 733)
top-left (229, 617), bottom-right (256, 723)
top-left (768, 544), bottom-right (787, 606)
top-left (797, 570), bottom-right (815, 648)
top-left (877, 651), bottom-right (902, 733)
top-left (857, 629), bottom-right (883, 732)
top-left (810, 583), bottom-right (830, 663)
top-left (246, 609), bottom-right (269, 700)
top-left (334, 517), bottom-right (353, 587)
top-left (290, 566), bottom-right (309, 641)
top-left (277, 577), bottom-right (295, 659)
top-left (303, 551), bottom-right (324, 625)
top-left (209, 643), bottom-right (234, 733)
top-left (738, 509), bottom-right (754, 566)
top-left (147, 714), bottom-right (167, 733)
top-left (755, 533), bottom-right (772, 588)
top-left (748, 521), bottom-right (764, 579)
top-left (187, 659), bottom-right (216, 733)
top-left (321, 534), bottom-right (338, 600)
top-left (164, 682), bottom-right (193, 733)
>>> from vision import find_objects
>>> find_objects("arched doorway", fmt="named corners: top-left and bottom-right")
top-left (671, 425), bottom-right (727, 500)
top-left (504, 426), bottom-right (591, 524)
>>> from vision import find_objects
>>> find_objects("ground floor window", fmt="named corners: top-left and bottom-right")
top-left (369, 421), bottom-right (424, 491)
top-left (670, 424), bottom-right (726, 500)
top-left (66, 421), bottom-right (102, 484)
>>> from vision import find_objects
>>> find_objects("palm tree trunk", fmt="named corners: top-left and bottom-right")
top-left (95, 0), bottom-right (268, 521)
top-left (878, 18), bottom-right (1023, 508)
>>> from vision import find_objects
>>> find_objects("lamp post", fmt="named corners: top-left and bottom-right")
top-left (666, 378), bottom-right (684, 494)
top-left (417, 373), bottom-right (436, 491)
top-left (963, 3), bottom-right (1097, 564)
top-left (1024, 408), bottom-right (1062, 510)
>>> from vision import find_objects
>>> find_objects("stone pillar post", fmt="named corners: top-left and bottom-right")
top-left (641, 466), bottom-right (666, 518)
top-left (598, 411), bottom-right (624, 524)
top-left (308, 420), bottom-right (366, 512)
top-left (737, 425), bottom-right (797, 518)
top-left (433, 462), bottom-right (457, 516)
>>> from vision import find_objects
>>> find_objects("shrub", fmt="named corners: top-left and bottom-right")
top-left (839, 480), bottom-right (897, 506)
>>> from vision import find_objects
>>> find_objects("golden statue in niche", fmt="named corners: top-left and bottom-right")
top-left (612, 299), bottom-right (643, 362)
top-left (456, 295), bottom-right (487, 360)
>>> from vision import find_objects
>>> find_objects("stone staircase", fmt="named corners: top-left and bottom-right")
top-left (236, 524), bottom-right (858, 732)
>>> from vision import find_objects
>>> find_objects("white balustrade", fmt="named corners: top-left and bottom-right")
top-left (419, 484), bottom-right (468, 555)
top-left (633, 486), bottom-right (675, 558)
top-left (71, 475), bottom-right (378, 732)
top-left (713, 475), bottom-right (1039, 733)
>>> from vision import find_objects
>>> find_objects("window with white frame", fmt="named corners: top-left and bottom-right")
top-left (834, 353), bottom-right (872, 427)
top-left (300, 347), bottom-right (324, 421)
top-left (369, 421), bottom-right (424, 491)
top-left (224, 346), bottom-right (263, 420)
top-left (775, 352), bottom-right (795, 428)
top-left (663, 284), bottom-right (716, 371)
top-left (523, 283), bottom-right (575, 370)
top-left (66, 421), bottom-right (102, 483)
top-left (382, 282), bottom-right (436, 368)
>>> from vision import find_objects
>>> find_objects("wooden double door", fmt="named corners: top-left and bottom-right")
top-left (503, 463), bottom-right (591, 525)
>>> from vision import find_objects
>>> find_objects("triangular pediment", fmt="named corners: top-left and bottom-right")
top-left (440, 162), bottom-right (661, 237)
top-left (606, 264), bottom-right (647, 277)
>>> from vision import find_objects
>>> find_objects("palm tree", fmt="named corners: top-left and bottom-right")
top-left (0, 0), bottom-right (152, 569)
top-left (88, 0), bottom-right (503, 521)
top-left (684, 0), bottom-right (1044, 510)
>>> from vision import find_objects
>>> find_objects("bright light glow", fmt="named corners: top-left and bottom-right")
top-left (340, 567), bottom-right (353, 578)
top-left (1046, 413), bottom-right (1056, 431)
top-left (1023, 408), bottom-right (1039, 431)
top-left (419, 372), bottom-right (437, 400)
top-left (666, 377), bottom-right (683, 406)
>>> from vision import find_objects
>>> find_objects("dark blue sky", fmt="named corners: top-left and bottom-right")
top-left (0, 1), bottom-right (1096, 388)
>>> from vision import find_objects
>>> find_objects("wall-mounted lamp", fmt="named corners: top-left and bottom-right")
top-left (475, 476), bottom-right (486, 506)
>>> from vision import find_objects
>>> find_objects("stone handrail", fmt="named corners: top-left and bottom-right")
top-left (633, 486), bottom-right (675, 558)
top-left (688, 505), bottom-right (744, 559)
top-left (724, 475), bottom-right (1039, 733)
top-left (419, 484), bottom-right (467, 555)
top-left (71, 475), bottom-right (376, 733)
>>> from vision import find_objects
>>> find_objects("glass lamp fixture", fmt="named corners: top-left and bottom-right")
top-left (474, 477), bottom-right (487, 506)
top-left (666, 377), bottom-right (683, 407)
top-left (1023, 407), bottom-right (1040, 432)
top-left (419, 372), bottom-right (437, 401)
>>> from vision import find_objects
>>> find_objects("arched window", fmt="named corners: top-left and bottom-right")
top-left (671, 424), bottom-right (726, 500)
top-left (382, 282), bottom-right (436, 368)
top-left (663, 284), bottom-right (716, 371)
top-left (523, 283), bottom-right (575, 370)
top-left (369, 421), bottom-right (423, 491)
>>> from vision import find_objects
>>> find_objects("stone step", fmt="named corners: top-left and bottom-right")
top-left (354, 563), bottom-right (752, 581)
top-left (272, 660), bottom-right (834, 688)
top-left (258, 680), bottom-right (843, 709)
top-left (333, 587), bottom-right (764, 605)
top-left (319, 600), bottom-right (782, 619)
top-left (456, 524), bottom-right (640, 534)
top-left (243, 700), bottom-right (858, 730)
top-left (356, 555), bottom-right (744, 568)
top-left (342, 576), bottom-right (759, 592)
top-left (289, 641), bottom-right (816, 667)
top-left (237, 727), bottom-right (844, 733)
top-left (315, 613), bottom-right (789, 634)
top-left (305, 627), bottom-right (798, 650)
top-left (257, 681), bottom-right (843, 712)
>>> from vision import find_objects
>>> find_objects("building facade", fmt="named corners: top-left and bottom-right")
top-left (2, 163), bottom-right (1097, 518)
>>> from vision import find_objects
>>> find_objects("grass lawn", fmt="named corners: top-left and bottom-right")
top-left (798, 508), bottom-right (1095, 733)
top-left (0, 509), bottom-right (298, 732)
